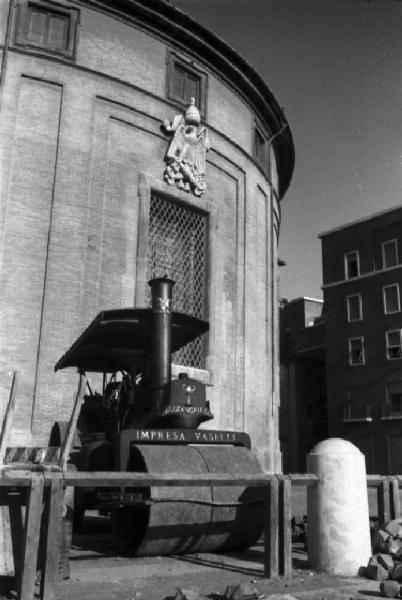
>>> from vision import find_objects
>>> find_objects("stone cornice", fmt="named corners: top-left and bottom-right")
top-left (78, 0), bottom-right (295, 198)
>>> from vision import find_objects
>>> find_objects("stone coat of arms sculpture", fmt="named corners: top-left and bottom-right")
top-left (162, 98), bottom-right (210, 197)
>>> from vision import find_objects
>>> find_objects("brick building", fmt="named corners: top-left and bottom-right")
top-left (320, 205), bottom-right (402, 474)
top-left (0, 0), bottom-right (294, 470)
top-left (280, 297), bottom-right (326, 472)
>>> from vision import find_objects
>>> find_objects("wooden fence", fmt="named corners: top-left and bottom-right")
top-left (0, 467), bottom-right (319, 600)
top-left (1, 467), bottom-right (402, 600)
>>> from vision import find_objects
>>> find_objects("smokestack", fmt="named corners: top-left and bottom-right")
top-left (149, 277), bottom-right (175, 411)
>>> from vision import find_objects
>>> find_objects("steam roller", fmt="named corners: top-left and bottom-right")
top-left (54, 278), bottom-right (265, 555)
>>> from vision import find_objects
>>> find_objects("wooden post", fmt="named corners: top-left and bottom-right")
top-left (7, 489), bottom-right (25, 581)
top-left (264, 476), bottom-right (278, 578)
top-left (0, 372), bottom-right (18, 577)
top-left (390, 478), bottom-right (401, 520)
top-left (59, 372), bottom-right (86, 471)
top-left (40, 472), bottom-right (64, 600)
top-left (377, 478), bottom-right (390, 528)
top-left (0, 371), bottom-right (17, 465)
top-left (17, 473), bottom-right (44, 600)
top-left (278, 475), bottom-right (292, 577)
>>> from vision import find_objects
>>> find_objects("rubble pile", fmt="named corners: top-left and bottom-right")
top-left (365, 519), bottom-right (402, 597)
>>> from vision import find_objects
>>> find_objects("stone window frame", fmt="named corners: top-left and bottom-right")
top-left (252, 118), bottom-right (270, 175)
top-left (385, 329), bottom-right (402, 361)
top-left (383, 283), bottom-right (401, 315)
top-left (14, 0), bottom-right (79, 60)
top-left (344, 250), bottom-right (360, 280)
top-left (166, 50), bottom-right (208, 119)
top-left (346, 293), bottom-right (363, 322)
top-left (348, 336), bottom-right (365, 366)
top-left (382, 239), bottom-right (398, 269)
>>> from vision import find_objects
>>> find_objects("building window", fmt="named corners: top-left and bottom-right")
top-left (383, 284), bottom-right (400, 314)
top-left (386, 330), bottom-right (402, 360)
top-left (343, 387), bottom-right (372, 422)
top-left (348, 337), bottom-right (364, 366)
top-left (146, 192), bottom-right (208, 368)
top-left (346, 294), bottom-right (362, 322)
top-left (382, 239), bottom-right (398, 269)
top-left (382, 382), bottom-right (402, 419)
top-left (252, 122), bottom-right (270, 173)
top-left (167, 51), bottom-right (207, 117)
top-left (14, 1), bottom-right (78, 58)
top-left (344, 251), bottom-right (359, 279)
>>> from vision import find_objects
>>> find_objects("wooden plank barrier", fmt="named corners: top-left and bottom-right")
top-left (0, 467), bottom-right (64, 600)
top-left (0, 468), bottom-right (321, 599)
top-left (366, 475), bottom-right (402, 525)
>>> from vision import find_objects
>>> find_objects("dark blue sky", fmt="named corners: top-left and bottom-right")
top-left (172, 0), bottom-right (402, 300)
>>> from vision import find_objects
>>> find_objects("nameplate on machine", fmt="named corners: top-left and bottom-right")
top-left (129, 428), bottom-right (250, 447)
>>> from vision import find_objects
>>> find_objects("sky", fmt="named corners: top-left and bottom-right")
top-left (172, 0), bottom-right (402, 300)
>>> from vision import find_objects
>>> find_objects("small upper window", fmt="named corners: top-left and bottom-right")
top-left (252, 122), bottom-right (270, 174)
top-left (344, 251), bottom-right (359, 279)
top-left (167, 51), bottom-right (207, 117)
top-left (383, 284), bottom-right (401, 315)
top-left (346, 294), bottom-right (362, 322)
top-left (386, 330), bottom-right (402, 360)
top-left (15, 1), bottom-right (78, 58)
top-left (382, 239), bottom-right (398, 269)
top-left (348, 337), bottom-right (365, 366)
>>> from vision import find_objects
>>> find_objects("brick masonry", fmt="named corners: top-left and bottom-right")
top-left (0, 0), bottom-right (291, 471)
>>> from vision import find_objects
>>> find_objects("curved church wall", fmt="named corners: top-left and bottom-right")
top-left (0, 0), bottom-right (293, 471)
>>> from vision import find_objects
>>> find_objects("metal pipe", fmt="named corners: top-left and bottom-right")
top-left (149, 277), bottom-right (175, 410)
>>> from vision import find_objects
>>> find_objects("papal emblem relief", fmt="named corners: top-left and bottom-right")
top-left (162, 98), bottom-right (210, 197)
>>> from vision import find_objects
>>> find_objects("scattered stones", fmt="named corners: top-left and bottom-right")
top-left (379, 580), bottom-right (401, 598)
top-left (224, 582), bottom-right (260, 600)
top-left (390, 563), bottom-right (402, 582)
top-left (265, 595), bottom-right (298, 600)
top-left (374, 529), bottom-right (391, 553)
top-left (385, 520), bottom-right (402, 539)
top-left (366, 562), bottom-right (389, 581)
top-left (378, 553), bottom-right (395, 571)
top-left (366, 555), bottom-right (389, 581)
top-left (173, 588), bottom-right (201, 600)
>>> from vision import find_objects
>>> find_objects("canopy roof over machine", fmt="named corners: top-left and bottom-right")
top-left (54, 308), bottom-right (209, 373)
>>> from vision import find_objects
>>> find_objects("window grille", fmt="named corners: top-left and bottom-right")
top-left (146, 193), bottom-right (208, 368)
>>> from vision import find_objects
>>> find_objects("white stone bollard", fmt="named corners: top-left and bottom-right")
top-left (307, 438), bottom-right (371, 575)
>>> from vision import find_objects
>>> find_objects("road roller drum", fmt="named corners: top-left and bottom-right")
top-left (111, 444), bottom-right (264, 555)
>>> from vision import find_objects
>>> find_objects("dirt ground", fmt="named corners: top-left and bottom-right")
top-left (51, 515), bottom-right (382, 600)
top-left (0, 487), bottom-right (386, 600)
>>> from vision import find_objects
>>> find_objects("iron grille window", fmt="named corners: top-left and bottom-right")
top-left (146, 193), bottom-right (208, 368)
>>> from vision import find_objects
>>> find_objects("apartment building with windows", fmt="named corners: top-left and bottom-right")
top-left (320, 205), bottom-right (402, 474)
top-left (279, 297), bottom-right (327, 472)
